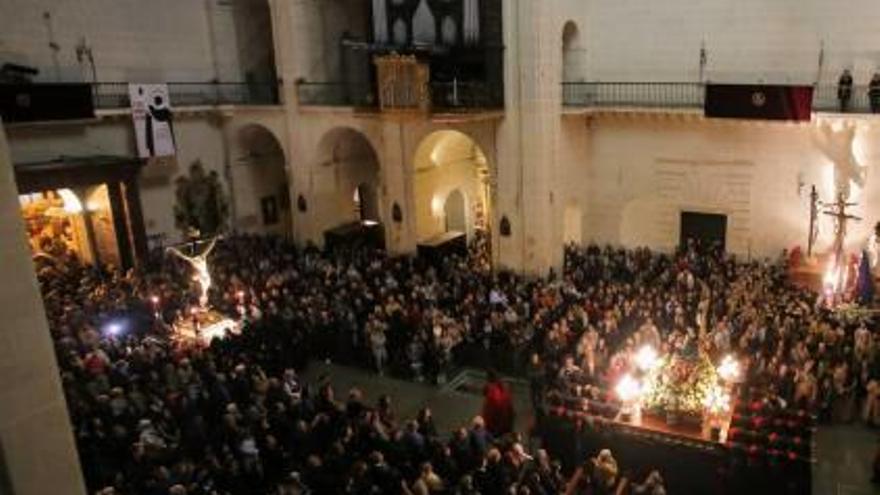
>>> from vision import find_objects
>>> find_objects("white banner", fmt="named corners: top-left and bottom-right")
top-left (129, 83), bottom-right (176, 158)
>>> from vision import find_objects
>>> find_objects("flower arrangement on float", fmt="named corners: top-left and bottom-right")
top-left (640, 351), bottom-right (719, 421)
top-left (614, 343), bottom-right (743, 436)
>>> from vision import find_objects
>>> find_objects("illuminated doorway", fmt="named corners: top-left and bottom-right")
top-left (14, 156), bottom-right (146, 269)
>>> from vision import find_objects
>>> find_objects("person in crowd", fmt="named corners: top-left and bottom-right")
top-left (838, 69), bottom-right (854, 112)
top-left (632, 469), bottom-right (666, 495)
top-left (870, 72), bottom-right (880, 113)
top-left (482, 370), bottom-right (515, 437)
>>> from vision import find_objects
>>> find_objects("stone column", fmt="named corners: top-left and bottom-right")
top-left (0, 122), bottom-right (86, 494)
top-left (124, 176), bottom-right (149, 264)
top-left (495, 0), bottom-right (564, 275)
top-left (379, 120), bottom-right (418, 255)
top-left (107, 181), bottom-right (134, 270)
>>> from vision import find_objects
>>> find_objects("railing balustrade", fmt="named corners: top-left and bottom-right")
top-left (562, 81), bottom-right (880, 115)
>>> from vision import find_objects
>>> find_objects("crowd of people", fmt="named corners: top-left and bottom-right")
top-left (32, 231), bottom-right (880, 493)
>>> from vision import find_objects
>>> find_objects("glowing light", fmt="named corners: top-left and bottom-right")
top-left (823, 261), bottom-right (847, 295)
top-left (150, 295), bottom-right (160, 305)
top-left (615, 374), bottom-right (641, 402)
top-left (634, 345), bottom-right (659, 372)
top-left (104, 322), bottom-right (123, 337)
top-left (717, 355), bottom-right (740, 382)
top-left (58, 189), bottom-right (83, 214)
top-left (703, 386), bottom-right (731, 414)
top-left (362, 220), bottom-right (379, 227)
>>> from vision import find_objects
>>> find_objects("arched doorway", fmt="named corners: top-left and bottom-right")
top-left (235, 124), bottom-right (290, 236)
top-left (444, 189), bottom-right (467, 233)
top-left (413, 130), bottom-right (491, 259)
top-left (354, 183), bottom-right (380, 223)
top-left (562, 21), bottom-right (585, 83)
top-left (315, 127), bottom-right (384, 249)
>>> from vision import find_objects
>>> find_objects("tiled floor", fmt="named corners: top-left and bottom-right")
top-left (814, 425), bottom-right (880, 495)
top-left (303, 361), bottom-right (880, 494)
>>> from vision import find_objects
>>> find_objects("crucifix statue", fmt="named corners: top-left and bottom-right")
top-left (166, 235), bottom-right (218, 309)
top-left (823, 192), bottom-right (861, 288)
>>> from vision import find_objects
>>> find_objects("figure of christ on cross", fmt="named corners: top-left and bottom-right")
top-left (166, 237), bottom-right (218, 309)
top-left (823, 192), bottom-right (861, 292)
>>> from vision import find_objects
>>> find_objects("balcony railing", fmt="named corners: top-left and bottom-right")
top-left (92, 81), bottom-right (279, 109)
top-left (295, 82), bottom-right (377, 108)
top-left (812, 84), bottom-right (877, 113)
top-left (296, 80), bottom-right (503, 112)
top-left (563, 82), bottom-right (880, 114)
top-left (430, 80), bottom-right (504, 111)
top-left (563, 82), bottom-right (704, 109)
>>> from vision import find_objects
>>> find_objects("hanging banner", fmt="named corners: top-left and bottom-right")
top-left (704, 84), bottom-right (813, 122)
top-left (129, 83), bottom-right (176, 158)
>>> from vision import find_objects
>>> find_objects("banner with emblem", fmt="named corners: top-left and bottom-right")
top-left (129, 83), bottom-right (176, 158)
top-left (704, 84), bottom-right (813, 122)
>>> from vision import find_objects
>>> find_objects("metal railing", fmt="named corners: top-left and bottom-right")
top-left (295, 82), bottom-right (377, 108)
top-left (563, 81), bottom-right (880, 114)
top-left (91, 81), bottom-right (279, 109)
top-left (430, 80), bottom-right (504, 111)
top-left (563, 82), bottom-right (705, 109)
top-left (296, 80), bottom-right (504, 112)
top-left (812, 84), bottom-right (879, 113)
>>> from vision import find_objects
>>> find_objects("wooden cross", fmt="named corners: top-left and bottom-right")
top-left (823, 192), bottom-right (861, 267)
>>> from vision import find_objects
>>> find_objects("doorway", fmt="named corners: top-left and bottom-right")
top-left (680, 211), bottom-right (727, 251)
top-left (444, 189), bottom-right (467, 234)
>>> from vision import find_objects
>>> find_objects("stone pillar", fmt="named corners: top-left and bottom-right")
top-left (277, 0), bottom-right (319, 247)
top-left (380, 120), bottom-right (418, 255)
top-left (495, 0), bottom-right (563, 275)
top-left (107, 181), bottom-right (134, 270)
top-left (0, 122), bottom-right (86, 494)
top-left (124, 176), bottom-right (149, 264)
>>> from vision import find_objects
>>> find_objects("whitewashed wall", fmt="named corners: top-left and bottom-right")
top-left (0, 0), bottom-right (272, 82)
top-left (555, 0), bottom-right (880, 84)
top-left (557, 114), bottom-right (880, 259)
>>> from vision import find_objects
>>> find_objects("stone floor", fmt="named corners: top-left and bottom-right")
top-left (302, 361), bottom-right (533, 441)
top-left (814, 425), bottom-right (880, 495)
top-left (303, 361), bottom-right (880, 494)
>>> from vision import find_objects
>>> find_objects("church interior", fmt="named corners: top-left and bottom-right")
top-left (3, 1), bottom-right (880, 494)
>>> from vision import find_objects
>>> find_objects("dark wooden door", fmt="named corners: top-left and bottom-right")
top-left (680, 211), bottom-right (727, 252)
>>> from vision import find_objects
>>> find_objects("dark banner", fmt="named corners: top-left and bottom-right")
top-left (704, 84), bottom-right (813, 121)
top-left (0, 83), bottom-right (94, 123)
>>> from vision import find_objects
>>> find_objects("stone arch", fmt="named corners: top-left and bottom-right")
top-left (412, 129), bottom-right (491, 245)
top-left (562, 21), bottom-right (585, 83)
top-left (313, 127), bottom-right (383, 237)
top-left (234, 123), bottom-right (290, 236)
